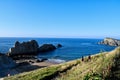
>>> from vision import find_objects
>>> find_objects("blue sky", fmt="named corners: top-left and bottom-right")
top-left (0, 0), bottom-right (120, 38)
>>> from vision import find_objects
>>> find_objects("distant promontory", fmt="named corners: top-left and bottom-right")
top-left (98, 37), bottom-right (120, 46)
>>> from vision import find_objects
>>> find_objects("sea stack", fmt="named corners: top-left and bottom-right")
top-left (8, 40), bottom-right (39, 56)
top-left (98, 37), bottom-right (120, 46)
top-left (38, 44), bottom-right (56, 52)
top-left (57, 44), bottom-right (62, 48)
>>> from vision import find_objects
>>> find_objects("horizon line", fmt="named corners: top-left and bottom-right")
top-left (0, 36), bottom-right (113, 39)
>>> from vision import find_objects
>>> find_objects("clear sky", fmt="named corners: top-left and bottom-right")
top-left (0, 0), bottom-right (120, 38)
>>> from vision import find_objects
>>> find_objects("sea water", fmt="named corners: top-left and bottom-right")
top-left (0, 38), bottom-right (116, 62)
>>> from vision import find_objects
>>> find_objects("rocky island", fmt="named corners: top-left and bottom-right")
top-left (38, 44), bottom-right (56, 52)
top-left (98, 37), bottom-right (120, 46)
top-left (8, 40), bottom-right (39, 56)
top-left (8, 40), bottom-right (59, 59)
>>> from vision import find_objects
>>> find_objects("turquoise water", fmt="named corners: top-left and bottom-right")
top-left (0, 38), bottom-right (116, 61)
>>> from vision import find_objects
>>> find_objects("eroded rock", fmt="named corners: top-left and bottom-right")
top-left (98, 38), bottom-right (120, 46)
top-left (38, 44), bottom-right (56, 52)
top-left (8, 40), bottom-right (39, 55)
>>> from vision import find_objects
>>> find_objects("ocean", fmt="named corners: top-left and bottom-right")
top-left (0, 38), bottom-right (116, 62)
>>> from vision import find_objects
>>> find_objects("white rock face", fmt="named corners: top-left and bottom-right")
top-left (99, 38), bottom-right (120, 46)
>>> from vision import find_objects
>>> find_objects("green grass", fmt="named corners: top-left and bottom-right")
top-left (4, 47), bottom-right (120, 80)
top-left (4, 66), bottom-right (59, 80)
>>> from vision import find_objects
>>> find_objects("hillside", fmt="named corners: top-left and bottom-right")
top-left (4, 47), bottom-right (120, 80)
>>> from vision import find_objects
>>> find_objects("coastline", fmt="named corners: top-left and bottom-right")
top-left (4, 47), bottom-right (120, 80)
top-left (0, 38), bottom-right (117, 79)
top-left (0, 38), bottom-right (115, 61)
top-left (0, 59), bottom-right (59, 78)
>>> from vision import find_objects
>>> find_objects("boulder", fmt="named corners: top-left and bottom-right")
top-left (57, 44), bottom-right (62, 48)
top-left (36, 58), bottom-right (48, 62)
top-left (98, 38), bottom-right (120, 46)
top-left (8, 40), bottom-right (39, 55)
top-left (38, 44), bottom-right (56, 52)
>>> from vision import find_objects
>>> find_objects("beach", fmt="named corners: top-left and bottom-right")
top-left (0, 59), bottom-right (57, 78)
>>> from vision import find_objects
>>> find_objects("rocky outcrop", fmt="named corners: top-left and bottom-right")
top-left (0, 54), bottom-right (16, 70)
top-left (38, 44), bottom-right (56, 52)
top-left (57, 44), bottom-right (62, 48)
top-left (98, 38), bottom-right (120, 46)
top-left (8, 40), bottom-right (58, 57)
top-left (8, 40), bottom-right (39, 55)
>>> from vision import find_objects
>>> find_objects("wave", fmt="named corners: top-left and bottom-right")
top-left (47, 59), bottom-right (66, 64)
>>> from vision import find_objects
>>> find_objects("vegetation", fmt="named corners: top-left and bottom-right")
top-left (4, 47), bottom-right (120, 80)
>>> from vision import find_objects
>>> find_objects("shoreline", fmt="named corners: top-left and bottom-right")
top-left (0, 59), bottom-right (59, 78)
top-left (4, 47), bottom-right (120, 80)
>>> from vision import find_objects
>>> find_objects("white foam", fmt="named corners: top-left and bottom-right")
top-left (48, 59), bottom-right (66, 63)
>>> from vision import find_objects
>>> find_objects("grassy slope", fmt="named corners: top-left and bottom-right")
top-left (4, 47), bottom-right (120, 80)
top-left (56, 47), bottom-right (120, 80)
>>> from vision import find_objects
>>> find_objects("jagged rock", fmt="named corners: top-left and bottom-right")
top-left (8, 40), bottom-right (57, 60)
top-left (36, 58), bottom-right (48, 62)
top-left (98, 38), bottom-right (120, 46)
top-left (57, 44), bottom-right (62, 48)
top-left (0, 53), bottom-right (4, 56)
top-left (8, 40), bottom-right (39, 55)
top-left (0, 54), bottom-right (16, 70)
top-left (38, 44), bottom-right (56, 52)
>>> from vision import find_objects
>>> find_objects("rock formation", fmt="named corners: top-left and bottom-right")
top-left (57, 44), bottom-right (62, 48)
top-left (8, 40), bottom-right (57, 57)
top-left (8, 40), bottom-right (39, 55)
top-left (98, 38), bottom-right (120, 46)
top-left (0, 53), bottom-right (16, 70)
top-left (38, 44), bottom-right (56, 52)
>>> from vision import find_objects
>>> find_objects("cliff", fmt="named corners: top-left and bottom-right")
top-left (99, 37), bottom-right (120, 46)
